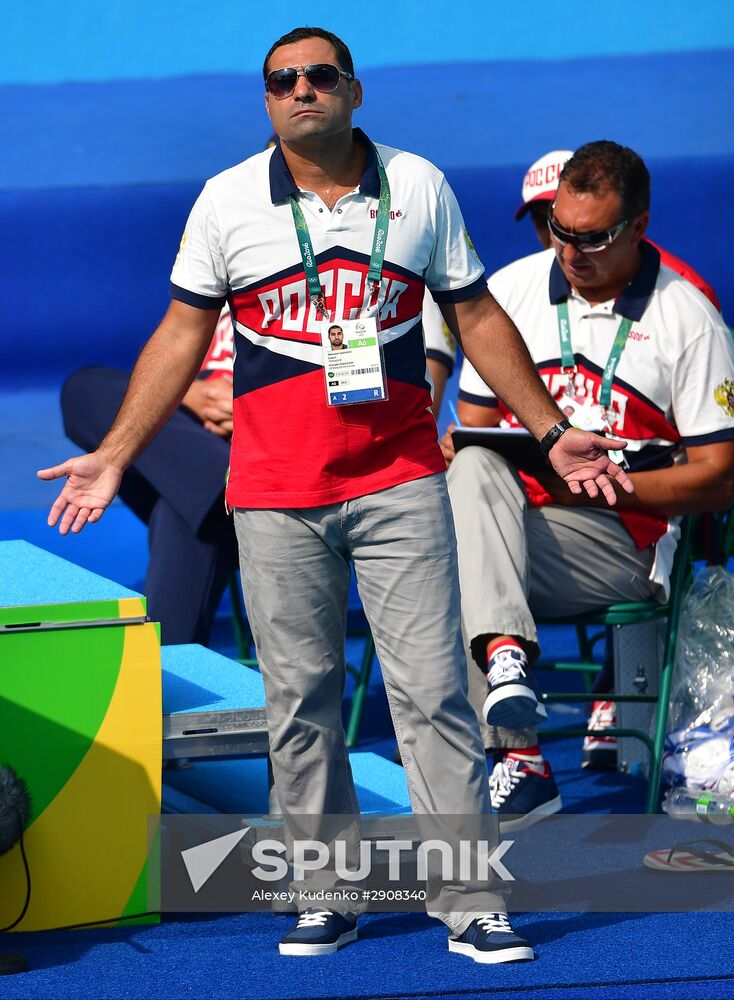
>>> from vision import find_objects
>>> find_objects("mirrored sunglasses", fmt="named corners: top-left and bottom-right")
top-left (266, 64), bottom-right (354, 100)
top-left (548, 215), bottom-right (630, 254)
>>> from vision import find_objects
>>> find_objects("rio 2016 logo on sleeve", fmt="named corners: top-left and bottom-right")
top-left (464, 229), bottom-right (480, 263)
top-left (175, 232), bottom-right (187, 264)
top-left (714, 379), bottom-right (734, 418)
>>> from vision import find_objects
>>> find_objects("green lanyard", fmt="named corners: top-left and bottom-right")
top-left (289, 143), bottom-right (391, 317)
top-left (556, 299), bottom-right (633, 411)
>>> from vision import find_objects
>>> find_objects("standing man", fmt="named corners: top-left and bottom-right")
top-left (38, 29), bottom-right (630, 961)
top-left (444, 141), bottom-right (734, 829)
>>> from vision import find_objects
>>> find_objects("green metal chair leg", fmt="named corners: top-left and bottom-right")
top-left (644, 525), bottom-right (690, 812)
top-left (346, 632), bottom-right (376, 748)
top-left (228, 573), bottom-right (258, 668)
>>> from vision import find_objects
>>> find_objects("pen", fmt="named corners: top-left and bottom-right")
top-left (448, 400), bottom-right (462, 427)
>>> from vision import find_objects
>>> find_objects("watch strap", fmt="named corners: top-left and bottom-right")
top-left (539, 418), bottom-right (572, 459)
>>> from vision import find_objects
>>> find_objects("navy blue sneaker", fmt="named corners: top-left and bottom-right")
top-left (449, 913), bottom-right (534, 964)
top-left (279, 908), bottom-right (358, 956)
top-left (489, 755), bottom-right (562, 832)
top-left (483, 645), bottom-right (547, 729)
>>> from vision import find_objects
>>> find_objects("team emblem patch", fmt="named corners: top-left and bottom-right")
top-left (175, 232), bottom-right (187, 264)
top-left (464, 228), bottom-right (480, 262)
top-left (714, 379), bottom-right (734, 417)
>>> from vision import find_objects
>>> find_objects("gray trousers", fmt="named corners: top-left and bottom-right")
top-left (233, 472), bottom-right (505, 933)
top-left (446, 447), bottom-right (662, 750)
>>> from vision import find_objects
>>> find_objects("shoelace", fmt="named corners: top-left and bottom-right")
top-left (475, 913), bottom-right (513, 934)
top-left (488, 759), bottom-right (525, 807)
top-left (295, 909), bottom-right (331, 928)
top-left (487, 652), bottom-right (527, 687)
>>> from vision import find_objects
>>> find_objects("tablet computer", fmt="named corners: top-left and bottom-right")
top-left (451, 426), bottom-right (546, 472)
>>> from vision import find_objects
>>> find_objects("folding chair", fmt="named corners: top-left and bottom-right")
top-left (537, 514), bottom-right (696, 813)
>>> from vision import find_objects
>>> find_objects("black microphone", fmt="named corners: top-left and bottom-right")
top-left (0, 766), bottom-right (30, 857)
top-left (0, 765), bottom-right (31, 975)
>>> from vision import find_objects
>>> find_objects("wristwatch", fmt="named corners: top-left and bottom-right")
top-left (539, 418), bottom-right (572, 459)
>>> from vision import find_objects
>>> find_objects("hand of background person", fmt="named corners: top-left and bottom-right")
top-left (547, 428), bottom-right (634, 506)
top-left (182, 378), bottom-right (234, 438)
top-left (440, 423), bottom-right (457, 466)
top-left (37, 452), bottom-right (124, 534)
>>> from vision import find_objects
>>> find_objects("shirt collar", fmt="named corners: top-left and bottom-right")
top-left (548, 239), bottom-right (660, 322)
top-left (268, 128), bottom-right (380, 204)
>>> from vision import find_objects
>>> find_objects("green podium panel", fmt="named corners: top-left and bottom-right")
top-left (0, 540), bottom-right (161, 931)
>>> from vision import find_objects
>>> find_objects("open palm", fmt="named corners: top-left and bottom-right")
top-left (37, 452), bottom-right (124, 535)
top-left (548, 428), bottom-right (634, 505)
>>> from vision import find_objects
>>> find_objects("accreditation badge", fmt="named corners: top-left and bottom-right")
top-left (321, 317), bottom-right (388, 406)
top-left (560, 392), bottom-right (607, 433)
top-left (560, 394), bottom-right (627, 468)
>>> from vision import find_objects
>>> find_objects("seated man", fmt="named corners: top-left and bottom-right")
top-left (515, 148), bottom-right (721, 310)
top-left (61, 306), bottom-right (240, 645)
top-left (61, 292), bottom-right (455, 646)
top-left (515, 147), bottom-right (722, 769)
top-left (443, 140), bottom-right (734, 828)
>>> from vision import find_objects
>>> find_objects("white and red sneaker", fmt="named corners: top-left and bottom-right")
top-left (582, 700), bottom-right (618, 771)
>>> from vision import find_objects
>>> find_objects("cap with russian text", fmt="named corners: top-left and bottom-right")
top-left (515, 149), bottom-right (573, 220)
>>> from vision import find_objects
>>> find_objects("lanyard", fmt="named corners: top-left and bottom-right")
top-left (289, 143), bottom-right (391, 317)
top-left (556, 299), bottom-right (633, 411)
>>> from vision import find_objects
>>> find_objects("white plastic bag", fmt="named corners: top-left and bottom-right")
top-left (663, 566), bottom-right (734, 793)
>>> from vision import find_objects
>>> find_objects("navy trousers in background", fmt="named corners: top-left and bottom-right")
top-left (61, 367), bottom-right (239, 645)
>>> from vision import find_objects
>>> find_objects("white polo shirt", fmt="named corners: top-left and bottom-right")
top-left (459, 245), bottom-right (734, 592)
top-left (198, 290), bottom-right (457, 383)
top-left (171, 129), bottom-right (483, 508)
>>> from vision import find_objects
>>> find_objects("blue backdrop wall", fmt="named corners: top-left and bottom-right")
top-left (4, 0), bottom-right (734, 83)
top-left (2, 4), bottom-right (733, 380)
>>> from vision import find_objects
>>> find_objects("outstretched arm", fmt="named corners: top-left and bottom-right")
top-left (537, 440), bottom-right (734, 516)
top-left (38, 300), bottom-right (220, 533)
top-left (440, 289), bottom-right (634, 505)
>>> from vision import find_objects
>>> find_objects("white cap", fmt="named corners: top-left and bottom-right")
top-left (515, 149), bottom-right (574, 220)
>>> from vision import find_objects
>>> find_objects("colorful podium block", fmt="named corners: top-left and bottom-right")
top-left (0, 540), bottom-right (161, 931)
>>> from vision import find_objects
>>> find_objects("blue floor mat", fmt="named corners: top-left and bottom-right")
top-left (5, 910), bottom-right (734, 1000)
top-left (4, 385), bottom-right (734, 998)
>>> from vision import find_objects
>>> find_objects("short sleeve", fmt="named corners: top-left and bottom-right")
top-left (673, 320), bottom-right (734, 446)
top-left (425, 177), bottom-right (486, 304)
top-left (170, 184), bottom-right (229, 309)
top-left (422, 289), bottom-right (456, 372)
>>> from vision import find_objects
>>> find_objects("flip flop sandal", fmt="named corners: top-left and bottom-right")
top-left (643, 838), bottom-right (734, 873)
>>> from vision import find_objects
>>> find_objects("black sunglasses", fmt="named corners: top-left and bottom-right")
top-left (547, 213), bottom-right (630, 254)
top-left (265, 64), bottom-right (354, 100)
